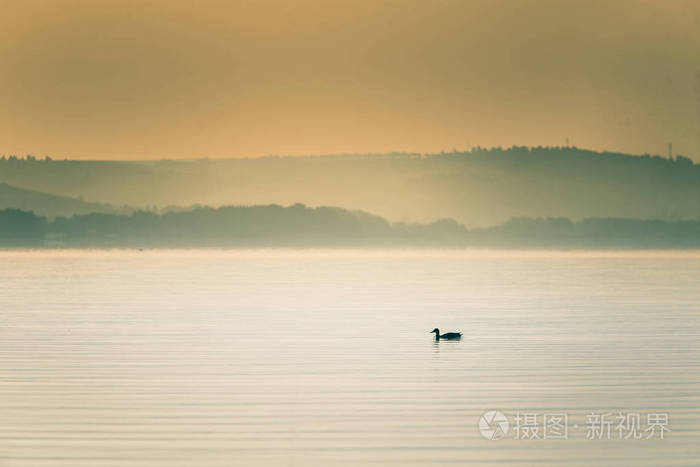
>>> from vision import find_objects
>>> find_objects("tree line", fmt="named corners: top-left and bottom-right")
top-left (1, 205), bottom-right (698, 249)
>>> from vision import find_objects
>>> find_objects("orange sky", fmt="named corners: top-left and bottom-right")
top-left (0, 0), bottom-right (698, 160)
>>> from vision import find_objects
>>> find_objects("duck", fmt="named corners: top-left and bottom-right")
top-left (430, 328), bottom-right (462, 341)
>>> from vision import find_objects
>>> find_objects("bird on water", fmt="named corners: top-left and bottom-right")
top-left (430, 328), bottom-right (462, 341)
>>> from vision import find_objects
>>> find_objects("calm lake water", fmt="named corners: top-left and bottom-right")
top-left (0, 249), bottom-right (699, 466)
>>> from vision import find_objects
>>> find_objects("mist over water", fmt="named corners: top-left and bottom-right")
top-left (1, 249), bottom-right (699, 466)
top-left (1, 1), bottom-right (698, 465)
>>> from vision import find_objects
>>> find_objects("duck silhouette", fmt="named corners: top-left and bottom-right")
top-left (430, 328), bottom-right (462, 341)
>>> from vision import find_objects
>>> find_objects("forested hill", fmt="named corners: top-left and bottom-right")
top-left (0, 147), bottom-right (698, 226)
top-left (0, 183), bottom-right (119, 218)
top-left (1, 205), bottom-right (698, 249)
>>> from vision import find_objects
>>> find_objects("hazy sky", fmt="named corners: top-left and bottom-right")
top-left (1, 0), bottom-right (698, 160)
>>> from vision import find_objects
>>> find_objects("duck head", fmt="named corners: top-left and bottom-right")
top-left (430, 328), bottom-right (439, 334)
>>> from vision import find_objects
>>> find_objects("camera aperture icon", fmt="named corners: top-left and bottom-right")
top-left (479, 411), bottom-right (509, 440)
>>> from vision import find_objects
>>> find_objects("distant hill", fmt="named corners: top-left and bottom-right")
top-left (0, 147), bottom-right (698, 226)
top-left (0, 205), bottom-right (698, 249)
top-left (0, 183), bottom-right (119, 218)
